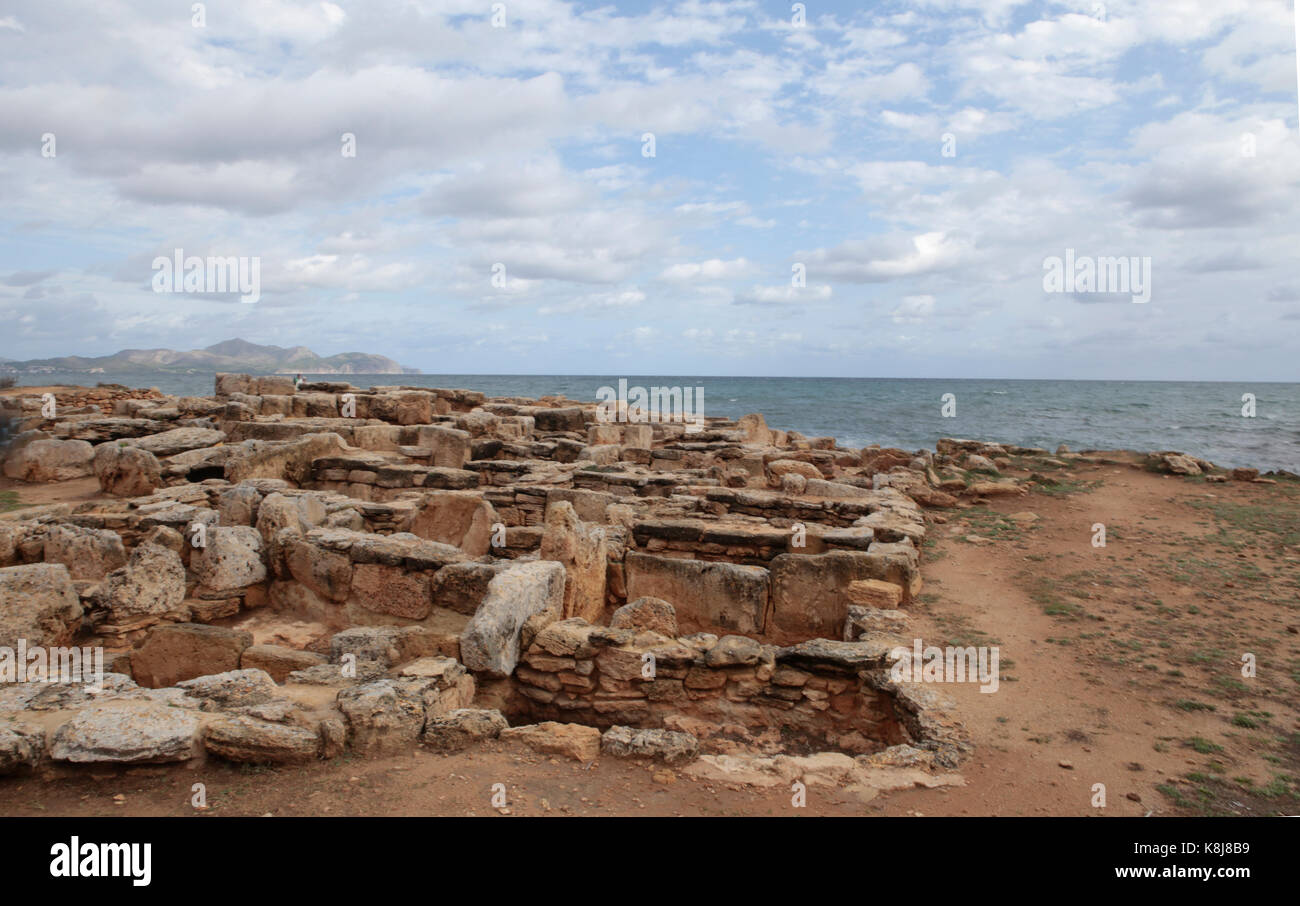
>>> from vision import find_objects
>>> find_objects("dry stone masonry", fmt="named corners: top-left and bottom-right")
top-left (0, 375), bottom-right (991, 784)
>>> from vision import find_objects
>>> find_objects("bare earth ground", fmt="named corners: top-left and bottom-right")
top-left (2, 461), bottom-right (1297, 817)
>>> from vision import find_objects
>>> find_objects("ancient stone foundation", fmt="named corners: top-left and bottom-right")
top-left (0, 375), bottom-right (985, 779)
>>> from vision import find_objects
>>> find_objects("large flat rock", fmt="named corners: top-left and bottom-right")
top-left (51, 703), bottom-right (201, 764)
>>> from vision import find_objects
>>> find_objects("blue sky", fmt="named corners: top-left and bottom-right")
top-left (0, 0), bottom-right (1298, 379)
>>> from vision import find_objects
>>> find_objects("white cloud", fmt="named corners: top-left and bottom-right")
top-left (0, 0), bottom-right (1296, 380)
top-left (805, 232), bottom-right (975, 282)
top-left (660, 258), bottom-right (752, 282)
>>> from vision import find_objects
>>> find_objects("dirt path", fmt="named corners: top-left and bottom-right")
top-left (881, 462), bottom-right (1300, 816)
top-left (0, 748), bottom-right (892, 818)
top-left (0, 475), bottom-right (105, 509)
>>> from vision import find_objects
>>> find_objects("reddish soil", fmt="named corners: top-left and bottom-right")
top-left (0, 475), bottom-right (106, 508)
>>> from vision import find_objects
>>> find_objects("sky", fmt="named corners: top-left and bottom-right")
top-left (0, 0), bottom-right (1297, 380)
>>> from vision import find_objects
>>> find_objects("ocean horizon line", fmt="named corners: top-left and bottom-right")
top-left (281, 373), bottom-right (1299, 386)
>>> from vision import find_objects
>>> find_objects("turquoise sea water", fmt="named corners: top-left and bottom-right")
top-left (10, 372), bottom-right (1298, 471)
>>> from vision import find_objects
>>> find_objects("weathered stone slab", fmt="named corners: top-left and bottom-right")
top-left (407, 490), bottom-right (496, 556)
top-left (423, 708), bottom-right (508, 751)
top-left (460, 561), bottom-right (565, 676)
top-left (415, 425), bottom-right (471, 469)
top-left (348, 562), bottom-right (432, 620)
top-left (601, 726), bottom-right (699, 763)
top-left (769, 550), bottom-right (915, 643)
top-left (539, 501), bottom-right (607, 622)
top-left (130, 623), bottom-right (254, 688)
top-left (500, 721), bottom-right (600, 762)
top-left (3, 438), bottom-right (94, 481)
top-left (43, 523), bottom-right (127, 580)
top-left (609, 596), bottom-right (678, 637)
top-left (240, 644), bottom-right (327, 683)
top-left (336, 679), bottom-right (425, 754)
top-left (430, 561), bottom-right (504, 615)
top-left (127, 427), bottom-right (226, 457)
top-left (176, 668), bottom-right (279, 707)
top-left (51, 704), bottom-right (200, 764)
top-left (0, 563), bottom-right (83, 649)
top-left (286, 535), bottom-right (352, 602)
top-left (625, 551), bottom-right (769, 636)
top-left (93, 442), bottom-right (163, 496)
top-left (191, 526), bottom-right (267, 596)
top-left (204, 716), bottom-right (319, 764)
top-left (98, 541), bottom-right (186, 620)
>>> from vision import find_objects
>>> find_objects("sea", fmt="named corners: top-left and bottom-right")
top-left (8, 372), bottom-right (1298, 472)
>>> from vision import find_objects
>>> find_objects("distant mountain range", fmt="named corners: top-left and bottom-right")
top-left (0, 339), bottom-right (420, 375)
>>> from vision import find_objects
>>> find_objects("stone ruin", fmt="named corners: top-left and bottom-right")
top-left (0, 374), bottom-right (1017, 791)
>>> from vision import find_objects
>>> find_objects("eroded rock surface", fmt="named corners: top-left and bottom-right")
top-left (0, 375), bottom-right (1008, 779)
